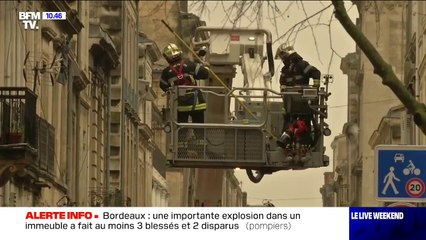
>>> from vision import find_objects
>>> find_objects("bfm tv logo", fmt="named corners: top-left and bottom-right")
top-left (19, 12), bottom-right (66, 30)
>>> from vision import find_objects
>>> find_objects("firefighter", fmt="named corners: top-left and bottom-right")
top-left (160, 43), bottom-right (209, 158)
top-left (275, 44), bottom-right (321, 148)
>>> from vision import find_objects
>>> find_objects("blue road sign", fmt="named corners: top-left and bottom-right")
top-left (375, 145), bottom-right (426, 202)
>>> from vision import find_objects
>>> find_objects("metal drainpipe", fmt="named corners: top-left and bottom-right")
top-left (66, 52), bottom-right (74, 202)
top-left (74, 0), bottom-right (87, 205)
top-left (135, 0), bottom-right (140, 205)
top-left (13, 5), bottom-right (19, 87)
top-left (5, 1), bottom-right (11, 86)
top-left (141, 43), bottom-right (148, 206)
top-left (75, 93), bottom-right (80, 203)
top-left (120, 1), bottom-right (126, 205)
top-left (12, 1), bottom-right (18, 86)
top-left (347, 135), bottom-right (352, 206)
top-left (77, 0), bottom-right (87, 73)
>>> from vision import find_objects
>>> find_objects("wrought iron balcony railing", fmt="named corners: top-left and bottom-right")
top-left (0, 87), bottom-right (57, 187)
top-left (0, 87), bottom-right (37, 147)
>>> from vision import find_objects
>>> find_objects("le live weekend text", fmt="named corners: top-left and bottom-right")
top-left (351, 211), bottom-right (404, 220)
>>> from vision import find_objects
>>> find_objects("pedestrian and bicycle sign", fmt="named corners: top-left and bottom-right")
top-left (375, 145), bottom-right (426, 202)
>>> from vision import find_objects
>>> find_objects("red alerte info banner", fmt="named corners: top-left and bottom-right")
top-left (2, 207), bottom-right (349, 239)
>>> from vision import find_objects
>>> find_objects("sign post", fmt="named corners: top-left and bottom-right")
top-left (375, 145), bottom-right (426, 202)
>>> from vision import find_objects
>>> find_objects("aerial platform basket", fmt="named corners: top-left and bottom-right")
top-left (163, 83), bottom-right (331, 183)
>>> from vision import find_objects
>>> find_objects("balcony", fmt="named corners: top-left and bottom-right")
top-left (41, 0), bottom-right (83, 35)
top-left (124, 83), bottom-right (140, 123)
top-left (0, 87), bottom-right (38, 186)
top-left (153, 145), bottom-right (167, 178)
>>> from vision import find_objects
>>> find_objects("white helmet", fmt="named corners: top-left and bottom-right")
top-left (275, 43), bottom-right (295, 60)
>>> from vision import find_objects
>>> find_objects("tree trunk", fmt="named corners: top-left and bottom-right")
top-left (332, 0), bottom-right (426, 135)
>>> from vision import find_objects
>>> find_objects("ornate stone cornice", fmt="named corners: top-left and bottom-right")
top-left (0, 144), bottom-right (38, 187)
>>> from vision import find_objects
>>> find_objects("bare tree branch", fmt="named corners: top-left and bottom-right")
top-left (332, 0), bottom-right (426, 133)
top-left (219, 1), bottom-right (231, 26)
top-left (301, 1), bottom-right (324, 65)
top-left (265, 1), bottom-right (294, 21)
top-left (266, 1), bottom-right (280, 39)
top-left (326, 11), bottom-right (343, 74)
top-left (225, 1), bottom-right (256, 27)
top-left (273, 3), bottom-right (332, 44)
top-left (288, 21), bottom-right (307, 45)
top-left (188, 0), bottom-right (426, 134)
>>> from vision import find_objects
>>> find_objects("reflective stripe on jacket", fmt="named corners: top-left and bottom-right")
top-left (160, 60), bottom-right (209, 112)
top-left (279, 53), bottom-right (321, 88)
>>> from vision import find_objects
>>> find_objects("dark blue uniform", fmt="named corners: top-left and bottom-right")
top-left (279, 53), bottom-right (321, 87)
top-left (277, 53), bottom-right (321, 148)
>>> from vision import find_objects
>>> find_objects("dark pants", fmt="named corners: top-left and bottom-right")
top-left (177, 110), bottom-right (205, 158)
top-left (177, 110), bottom-right (204, 124)
top-left (178, 110), bottom-right (204, 139)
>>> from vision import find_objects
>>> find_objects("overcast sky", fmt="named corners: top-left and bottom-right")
top-left (189, 1), bottom-right (359, 206)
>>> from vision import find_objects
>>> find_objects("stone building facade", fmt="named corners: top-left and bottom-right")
top-left (0, 0), bottom-right (87, 206)
top-left (0, 0), bottom-right (245, 207)
top-left (329, 1), bottom-right (424, 207)
top-left (0, 0), bottom-right (168, 207)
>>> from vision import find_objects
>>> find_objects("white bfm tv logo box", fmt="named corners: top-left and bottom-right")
top-left (19, 12), bottom-right (66, 30)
